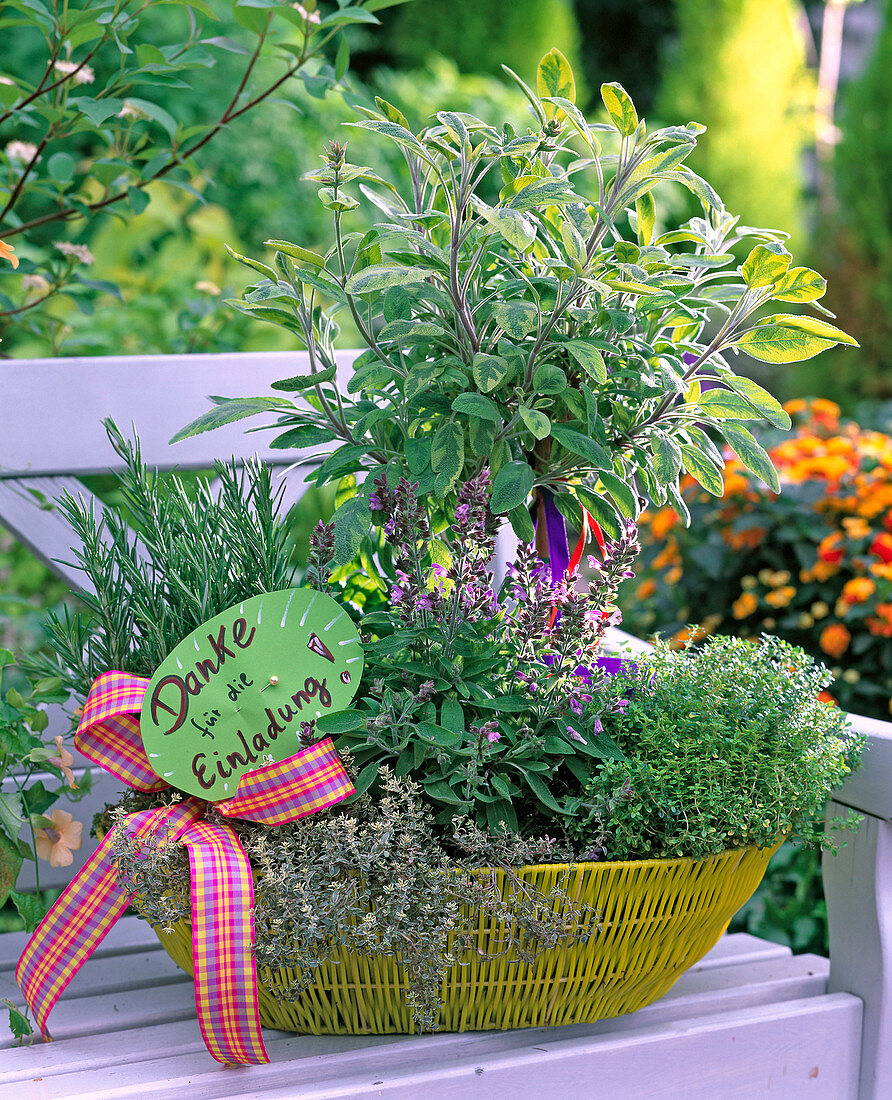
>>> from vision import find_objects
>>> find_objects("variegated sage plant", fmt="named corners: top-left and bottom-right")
top-left (178, 48), bottom-right (856, 561)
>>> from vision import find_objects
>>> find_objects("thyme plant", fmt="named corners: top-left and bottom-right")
top-left (567, 635), bottom-right (865, 861)
top-left (109, 767), bottom-right (598, 1030)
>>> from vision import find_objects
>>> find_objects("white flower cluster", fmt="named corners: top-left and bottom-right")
top-left (54, 59), bottom-right (95, 85)
top-left (5, 140), bottom-right (38, 162)
top-left (54, 240), bottom-right (95, 265)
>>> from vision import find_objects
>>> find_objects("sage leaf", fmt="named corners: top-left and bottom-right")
top-left (508, 177), bottom-right (583, 213)
top-left (491, 461), bottom-right (535, 513)
top-left (757, 313), bottom-right (857, 345)
top-left (600, 81), bottom-right (638, 136)
top-left (345, 264), bottom-right (435, 295)
top-left (332, 493), bottom-right (372, 565)
top-left (720, 423), bottom-right (780, 493)
top-left (269, 424), bottom-right (337, 449)
top-left (431, 420), bottom-right (464, 496)
top-left (550, 424), bottom-right (612, 470)
top-left (598, 470), bottom-right (638, 518)
top-left (519, 406), bottom-right (551, 439)
top-left (508, 503), bottom-right (535, 541)
top-left (315, 709), bottom-right (368, 735)
top-left (575, 486), bottom-right (622, 539)
top-left (532, 363), bottom-right (567, 394)
top-left (451, 393), bottom-right (502, 422)
top-left (740, 242), bottom-right (792, 288)
top-left (696, 390), bottom-right (763, 421)
top-left (771, 266), bottom-right (826, 303)
top-left (492, 300), bottom-right (539, 340)
top-left (472, 353), bottom-right (510, 393)
top-left (731, 324), bottom-right (836, 364)
top-left (635, 191), bottom-right (655, 245)
top-left (718, 374), bottom-right (791, 429)
top-left (537, 48), bottom-right (576, 119)
top-left (681, 445), bottom-right (724, 496)
top-left (651, 430), bottom-right (683, 485)
top-left (478, 205), bottom-right (537, 250)
top-left (170, 397), bottom-right (292, 444)
top-left (563, 339), bottom-right (607, 383)
top-left (271, 363), bottom-right (337, 391)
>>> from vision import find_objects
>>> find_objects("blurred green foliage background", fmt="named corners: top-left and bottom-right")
top-left (3, 0), bottom-right (891, 953)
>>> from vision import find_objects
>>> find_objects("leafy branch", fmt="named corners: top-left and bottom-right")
top-left (0, 0), bottom-right (391, 347)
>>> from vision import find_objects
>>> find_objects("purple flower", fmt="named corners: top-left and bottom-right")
top-left (487, 729), bottom-right (501, 743)
top-left (566, 725), bottom-right (585, 743)
top-left (306, 521), bottom-right (336, 590)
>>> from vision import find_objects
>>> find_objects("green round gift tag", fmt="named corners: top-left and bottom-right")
top-left (139, 589), bottom-right (363, 800)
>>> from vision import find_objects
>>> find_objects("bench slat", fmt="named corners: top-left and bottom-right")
top-left (0, 940), bottom-right (828, 1066)
top-left (0, 949), bottom-right (189, 1006)
top-left (0, 915), bottom-right (162, 971)
top-left (0, 476), bottom-right (97, 590)
top-left (3, 993), bottom-right (860, 1100)
top-left (0, 352), bottom-right (357, 479)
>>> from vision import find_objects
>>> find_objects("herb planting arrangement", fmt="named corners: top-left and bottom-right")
top-left (16, 52), bottom-right (863, 1060)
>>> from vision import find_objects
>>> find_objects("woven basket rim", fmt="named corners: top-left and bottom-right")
top-left (487, 838), bottom-right (781, 877)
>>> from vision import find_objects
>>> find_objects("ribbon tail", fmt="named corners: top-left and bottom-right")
top-left (589, 512), bottom-right (606, 557)
top-left (181, 821), bottom-right (268, 1066)
top-left (16, 801), bottom-right (201, 1036)
top-left (568, 509), bottom-right (605, 577)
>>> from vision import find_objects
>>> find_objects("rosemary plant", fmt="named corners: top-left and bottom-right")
top-left (32, 422), bottom-right (294, 696)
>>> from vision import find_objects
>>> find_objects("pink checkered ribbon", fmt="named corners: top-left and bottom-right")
top-left (218, 737), bottom-right (352, 826)
top-left (182, 822), bottom-right (268, 1065)
top-left (75, 672), bottom-right (164, 791)
top-left (17, 669), bottom-right (355, 1066)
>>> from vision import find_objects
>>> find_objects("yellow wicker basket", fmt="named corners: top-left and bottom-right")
top-left (152, 840), bottom-right (779, 1034)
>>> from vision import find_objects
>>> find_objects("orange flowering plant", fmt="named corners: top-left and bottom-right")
top-left (0, 648), bottom-right (86, 927)
top-left (623, 399), bottom-right (892, 719)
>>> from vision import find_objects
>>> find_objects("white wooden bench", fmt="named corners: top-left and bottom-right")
top-left (0, 352), bottom-right (889, 1099)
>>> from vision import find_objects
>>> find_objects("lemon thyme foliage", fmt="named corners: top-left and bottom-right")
top-left (108, 768), bottom-right (598, 1031)
top-left (311, 470), bottom-right (640, 835)
top-left (567, 635), bottom-right (865, 862)
top-left (177, 49), bottom-right (857, 563)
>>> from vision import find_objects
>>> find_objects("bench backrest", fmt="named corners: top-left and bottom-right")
top-left (0, 350), bottom-right (358, 592)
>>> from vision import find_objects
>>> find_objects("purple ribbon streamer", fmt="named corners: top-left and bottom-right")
top-left (539, 488), bottom-right (570, 585)
top-left (534, 490), bottom-right (637, 682)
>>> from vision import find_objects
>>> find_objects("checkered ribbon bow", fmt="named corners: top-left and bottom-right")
top-left (16, 670), bottom-right (355, 1066)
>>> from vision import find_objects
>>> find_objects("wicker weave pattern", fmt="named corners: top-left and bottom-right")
top-left (154, 842), bottom-right (778, 1034)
